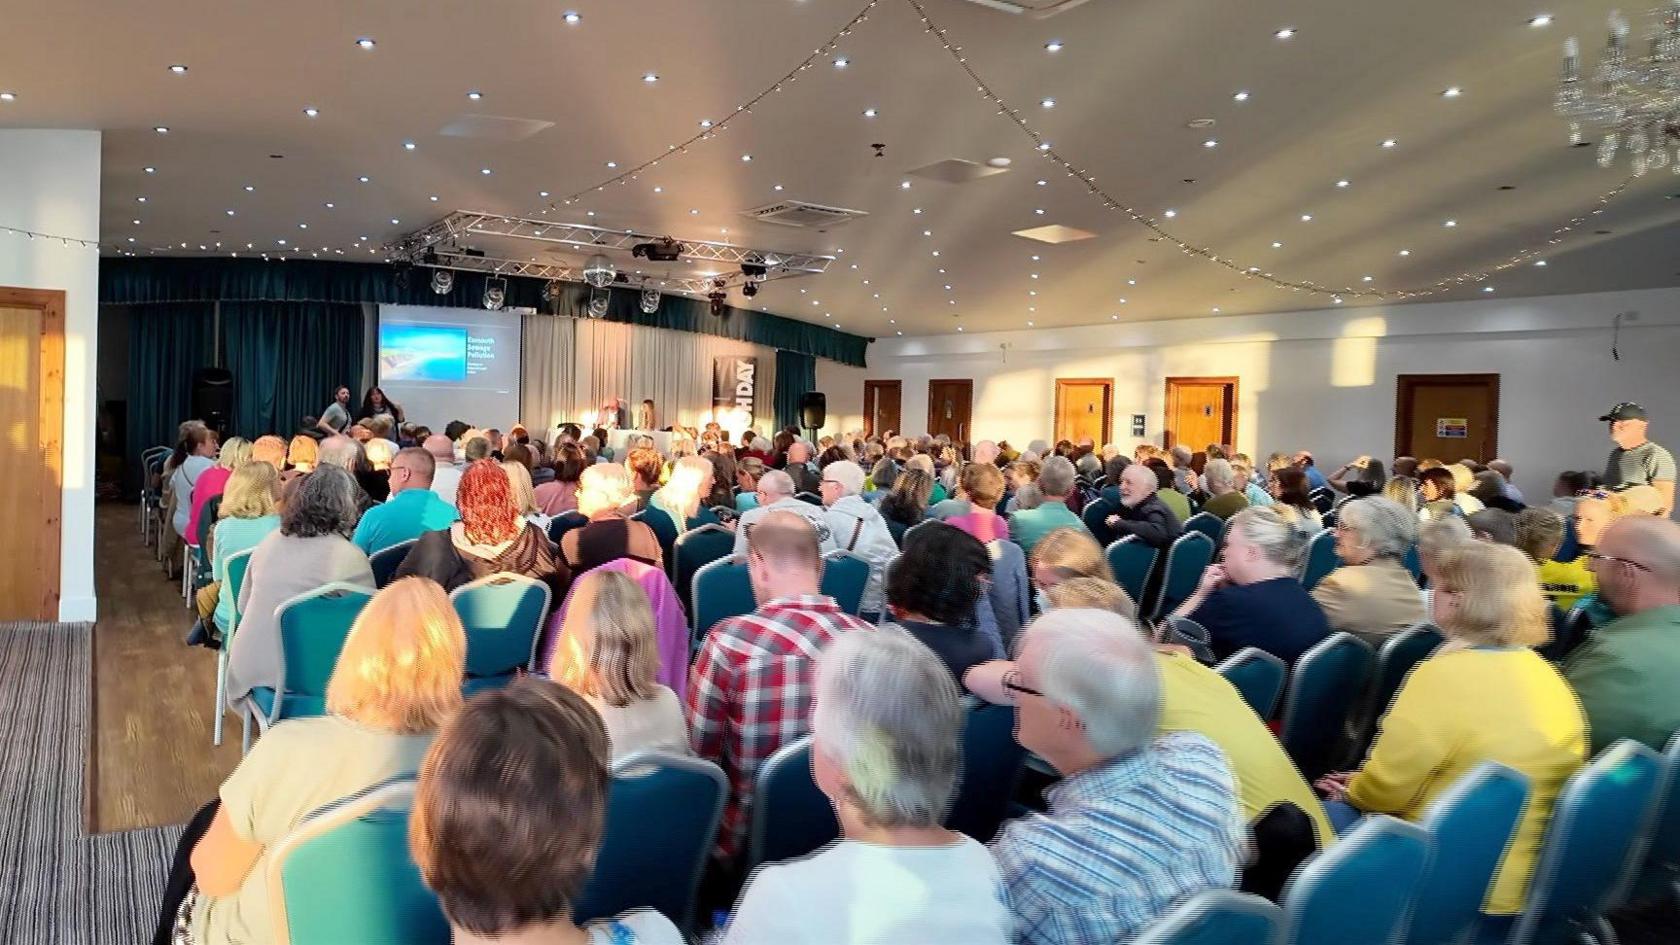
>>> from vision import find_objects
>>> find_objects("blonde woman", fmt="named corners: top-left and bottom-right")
top-left (185, 436), bottom-right (248, 547)
top-left (1382, 476), bottom-right (1420, 515)
top-left (1318, 543), bottom-right (1586, 916)
top-left (283, 435), bottom-right (316, 479)
top-left (1028, 527), bottom-right (1114, 608)
top-left (170, 577), bottom-right (466, 944)
top-left (548, 570), bottom-right (687, 761)
top-left (651, 454), bottom-right (713, 535)
top-left (193, 462), bottom-right (283, 645)
top-left (501, 459), bottom-right (550, 532)
top-left (1173, 505), bottom-right (1332, 665)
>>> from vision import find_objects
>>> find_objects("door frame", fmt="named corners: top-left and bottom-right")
top-left (862, 379), bottom-right (902, 438)
top-left (0, 286), bottom-right (66, 620)
top-left (1053, 378), bottom-right (1113, 445)
top-left (1393, 373), bottom-right (1501, 460)
top-left (1162, 376), bottom-right (1239, 451)
top-left (926, 378), bottom-right (974, 443)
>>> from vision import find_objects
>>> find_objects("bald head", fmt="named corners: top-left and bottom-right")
top-left (787, 441), bottom-right (812, 464)
top-left (972, 440), bottom-right (1000, 466)
top-left (746, 509), bottom-right (823, 603)
top-left (422, 434), bottom-right (454, 463)
top-left (1596, 516), bottom-right (1680, 616)
top-left (317, 434), bottom-right (359, 472)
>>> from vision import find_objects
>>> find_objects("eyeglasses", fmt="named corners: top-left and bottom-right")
top-left (1003, 676), bottom-right (1043, 698)
top-left (1584, 551), bottom-right (1652, 573)
top-left (1575, 489), bottom-right (1613, 500)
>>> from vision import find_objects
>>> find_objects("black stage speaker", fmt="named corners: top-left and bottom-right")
top-left (799, 391), bottom-right (827, 430)
top-left (192, 367), bottom-right (235, 436)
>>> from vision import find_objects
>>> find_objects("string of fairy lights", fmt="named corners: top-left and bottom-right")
top-left (4, 0), bottom-right (1644, 307)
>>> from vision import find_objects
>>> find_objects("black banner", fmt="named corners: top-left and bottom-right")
top-left (712, 356), bottom-right (757, 424)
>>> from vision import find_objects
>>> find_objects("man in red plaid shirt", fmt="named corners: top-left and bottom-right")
top-left (687, 510), bottom-right (874, 862)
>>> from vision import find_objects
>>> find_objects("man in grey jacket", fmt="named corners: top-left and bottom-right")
top-left (819, 461), bottom-right (899, 616)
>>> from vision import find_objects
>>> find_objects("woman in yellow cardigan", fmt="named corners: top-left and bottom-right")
top-left (1315, 542), bottom-right (1587, 916)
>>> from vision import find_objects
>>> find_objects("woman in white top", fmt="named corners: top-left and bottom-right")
top-left (171, 425), bottom-right (220, 538)
top-left (549, 570), bottom-right (687, 761)
top-left (501, 459), bottom-right (552, 533)
top-left (724, 628), bottom-right (1013, 945)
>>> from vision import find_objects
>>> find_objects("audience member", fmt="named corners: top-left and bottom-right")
top-left (410, 677), bottom-right (683, 945)
top-left (1471, 470), bottom-right (1524, 513)
top-left (818, 460), bottom-right (898, 615)
top-left (651, 454), bottom-right (714, 536)
top-left (422, 434), bottom-right (462, 506)
top-left (1467, 508), bottom-right (1518, 545)
top-left (624, 446), bottom-right (662, 512)
top-left (1514, 507), bottom-right (1593, 611)
top-left (502, 459), bottom-right (550, 532)
top-left (350, 447), bottom-right (459, 555)
top-left (1103, 463), bottom-right (1185, 549)
top-left (226, 465), bottom-right (373, 707)
top-left (688, 512), bottom-right (874, 863)
top-left (315, 384), bottom-right (353, 435)
top-left (171, 425), bottom-right (220, 542)
top-left (726, 629), bottom-right (1012, 944)
top-left (1009, 456), bottom-right (1086, 558)
top-left (732, 468), bottom-right (834, 554)
top-left (194, 462), bottom-right (282, 647)
top-left (395, 461), bottom-right (571, 597)
top-left (1199, 459), bottom-right (1249, 520)
top-left (1599, 402), bottom-right (1676, 515)
top-left (1325, 456), bottom-right (1387, 499)
top-left (282, 434), bottom-right (316, 481)
top-left (1564, 516), bottom-right (1680, 752)
top-left (1041, 574), bottom-right (1135, 619)
top-left (171, 576), bottom-right (465, 945)
top-left (1175, 506), bottom-right (1331, 664)
top-left (906, 453), bottom-right (949, 505)
top-left (547, 570), bottom-right (687, 761)
top-left (1447, 463), bottom-right (1486, 515)
top-left (946, 461), bottom-right (1009, 543)
top-left (558, 463), bottom-right (663, 574)
top-left (784, 440), bottom-right (822, 495)
top-left (1029, 528), bottom-right (1117, 609)
top-left (986, 610), bottom-right (1243, 944)
top-left (1293, 451), bottom-right (1329, 491)
top-left (186, 437), bottom-right (249, 547)
top-left (877, 468), bottom-right (933, 546)
top-left (1310, 498), bottom-right (1425, 646)
top-left (1232, 458), bottom-right (1272, 509)
top-left (884, 521), bottom-right (999, 689)
top-left (1416, 467), bottom-right (1460, 521)
top-left (1267, 467), bottom-right (1322, 530)
top-left (1382, 475), bottom-right (1420, 514)
top-left (1488, 459), bottom-right (1523, 504)
top-left (1319, 543), bottom-right (1585, 915)
top-left (537, 441), bottom-right (587, 516)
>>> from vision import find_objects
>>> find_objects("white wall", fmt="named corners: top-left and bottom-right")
top-left (814, 358), bottom-right (866, 440)
top-left (867, 288), bottom-right (1680, 504)
top-left (0, 130), bottom-right (102, 622)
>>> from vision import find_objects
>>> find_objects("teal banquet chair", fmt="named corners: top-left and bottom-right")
top-left (818, 550), bottom-right (871, 616)
top-left (944, 698), bottom-right (1028, 843)
top-left (1149, 531), bottom-right (1215, 619)
top-left (690, 556), bottom-right (755, 647)
top-left (1299, 529), bottom-right (1341, 591)
top-left (745, 736), bottom-right (839, 874)
top-left (449, 572), bottom-right (551, 693)
top-left (1407, 762), bottom-right (1530, 945)
top-left (1105, 535), bottom-right (1159, 607)
top-left (1281, 815), bottom-right (1433, 945)
top-left (1214, 647), bottom-right (1288, 720)
top-left (1133, 889), bottom-right (1284, 945)
top-left (1278, 632), bottom-right (1375, 781)
top-left (212, 547), bottom-right (254, 748)
top-left (244, 582), bottom-right (374, 752)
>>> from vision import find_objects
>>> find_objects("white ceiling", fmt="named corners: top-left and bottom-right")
top-left (5, 0), bottom-right (1679, 336)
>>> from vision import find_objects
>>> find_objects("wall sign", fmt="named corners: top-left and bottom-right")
top-left (1131, 414), bottom-right (1146, 437)
top-left (1436, 417), bottom-right (1468, 439)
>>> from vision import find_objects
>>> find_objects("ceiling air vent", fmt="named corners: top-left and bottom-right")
top-left (742, 200), bottom-right (868, 229)
top-left (953, 0), bottom-right (1100, 17)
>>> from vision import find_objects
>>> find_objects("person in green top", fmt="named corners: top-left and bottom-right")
top-left (1007, 456), bottom-right (1089, 559)
top-left (351, 447), bottom-right (460, 555)
top-left (1563, 516), bottom-right (1680, 753)
top-left (1198, 459), bottom-right (1251, 521)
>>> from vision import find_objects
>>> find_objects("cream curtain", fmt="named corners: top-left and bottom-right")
top-left (520, 314), bottom-right (776, 435)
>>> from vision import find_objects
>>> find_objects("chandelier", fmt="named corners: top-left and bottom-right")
top-left (1557, 5), bottom-right (1680, 175)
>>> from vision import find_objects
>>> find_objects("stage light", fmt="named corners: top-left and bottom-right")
top-left (640, 285), bottom-right (660, 313)
top-left (583, 253), bottom-right (617, 288)
top-left (430, 269), bottom-right (454, 294)
top-left (483, 277), bottom-right (506, 310)
top-left (741, 282), bottom-right (758, 298)
top-left (588, 292), bottom-right (609, 318)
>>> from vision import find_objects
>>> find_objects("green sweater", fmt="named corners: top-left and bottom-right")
top-left (1563, 604), bottom-right (1680, 754)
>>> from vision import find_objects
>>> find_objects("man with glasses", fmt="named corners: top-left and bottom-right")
top-left (1599, 402), bottom-right (1675, 516)
top-left (1564, 516), bottom-right (1680, 752)
top-left (731, 468), bottom-right (834, 556)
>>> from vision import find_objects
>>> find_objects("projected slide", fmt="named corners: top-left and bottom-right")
top-left (379, 323), bottom-right (469, 382)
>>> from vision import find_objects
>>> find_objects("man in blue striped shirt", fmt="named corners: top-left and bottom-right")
top-left (989, 609), bottom-right (1244, 945)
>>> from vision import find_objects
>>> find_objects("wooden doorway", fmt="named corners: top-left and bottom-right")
top-left (862, 379), bottom-right (902, 438)
top-left (1164, 376), bottom-right (1238, 451)
top-left (1395, 373), bottom-right (1500, 463)
top-left (0, 287), bottom-right (66, 621)
top-left (1055, 378), bottom-right (1112, 445)
top-left (926, 379), bottom-right (973, 444)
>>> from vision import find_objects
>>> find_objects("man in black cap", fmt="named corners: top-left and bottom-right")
top-left (1601, 402), bottom-right (1675, 516)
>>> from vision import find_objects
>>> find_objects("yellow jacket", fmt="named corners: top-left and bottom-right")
top-left (1347, 647), bottom-right (1586, 914)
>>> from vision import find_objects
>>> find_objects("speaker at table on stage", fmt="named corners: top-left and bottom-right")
top-left (800, 391), bottom-right (826, 431)
top-left (634, 398), bottom-right (656, 431)
top-left (192, 367), bottom-right (234, 437)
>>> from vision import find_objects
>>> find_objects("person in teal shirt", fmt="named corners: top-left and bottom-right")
top-left (1007, 456), bottom-right (1089, 559)
top-left (352, 448), bottom-right (459, 554)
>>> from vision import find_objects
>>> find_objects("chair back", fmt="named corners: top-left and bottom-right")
top-left (819, 550), bottom-right (871, 616)
top-left (1105, 535), bottom-right (1159, 606)
top-left (196, 495), bottom-right (222, 549)
top-left (1298, 530), bottom-right (1340, 591)
top-left (268, 582), bottom-right (375, 723)
top-left (449, 572), bottom-right (551, 682)
top-left (368, 538), bottom-right (417, 589)
top-left (1151, 531), bottom-right (1216, 618)
top-left (1401, 543), bottom-right (1422, 583)
top-left (224, 548), bottom-right (255, 635)
top-left (746, 736), bottom-right (839, 873)
top-left (1081, 498), bottom-right (1119, 547)
top-left (672, 524), bottom-right (735, 616)
top-left (574, 752), bottom-right (727, 935)
top-left (1183, 511), bottom-right (1225, 548)
top-left (1215, 647), bottom-right (1288, 720)
top-left (1408, 763), bottom-right (1531, 945)
top-left (267, 780), bottom-right (448, 945)
top-left (691, 556), bottom-right (755, 645)
top-left (1281, 815), bottom-right (1433, 945)
top-left (1642, 731), bottom-right (1680, 896)
top-left (1510, 739), bottom-right (1666, 945)
top-left (794, 491), bottom-right (822, 506)
top-left (1133, 889), bottom-right (1284, 945)
top-left (546, 509), bottom-right (589, 544)
top-left (631, 508), bottom-right (680, 571)
top-left (1308, 487), bottom-right (1336, 514)
top-left (1535, 606), bottom-right (1593, 663)
top-left (1279, 632), bottom-right (1375, 781)
top-left (1157, 615), bottom-right (1215, 664)
top-left (1368, 623), bottom-right (1443, 722)
top-left (945, 699), bottom-right (1028, 843)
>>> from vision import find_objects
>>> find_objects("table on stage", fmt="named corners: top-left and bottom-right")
top-left (607, 429), bottom-right (674, 456)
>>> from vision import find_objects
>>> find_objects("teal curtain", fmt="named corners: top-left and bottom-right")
top-left (101, 257), bottom-right (871, 367)
top-left (223, 301), bottom-right (365, 437)
top-left (124, 302), bottom-right (216, 487)
top-left (774, 350), bottom-right (817, 432)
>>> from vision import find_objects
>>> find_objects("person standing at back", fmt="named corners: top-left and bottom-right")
top-left (1599, 402), bottom-right (1676, 516)
top-left (315, 384), bottom-right (353, 435)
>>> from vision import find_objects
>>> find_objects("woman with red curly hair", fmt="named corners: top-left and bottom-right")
top-left (395, 460), bottom-right (571, 598)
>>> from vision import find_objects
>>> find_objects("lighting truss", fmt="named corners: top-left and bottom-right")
top-left (414, 250), bottom-right (744, 297)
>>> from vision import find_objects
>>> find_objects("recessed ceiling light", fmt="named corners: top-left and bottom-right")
top-left (900, 180), bottom-right (912, 189)
top-left (1442, 86), bottom-right (1463, 98)
top-left (136, 196), bottom-right (147, 203)
top-left (1233, 90), bottom-right (1250, 102)
top-left (298, 223), bottom-right (308, 230)
top-left (1534, 259), bottom-right (1548, 266)
top-left (0, 92), bottom-right (15, 102)
top-left (642, 73), bottom-right (659, 83)
top-left (143, 166), bottom-right (156, 174)
top-left (863, 107), bottom-right (877, 117)
top-left (324, 202), bottom-right (335, 209)
top-left (773, 184), bottom-right (784, 191)
top-left (913, 208), bottom-right (923, 214)
top-left (923, 229), bottom-right (932, 236)
top-left (1301, 214), bottom-right (1314, 222)
top-left (1398, 249), bottom-right (1411, 256)
top-left (1271, 241), bottom-right (1282, 248)
top-left (1037, 142), bottom-right (1051, 151)
top-left (1529, 14), bottom-right (1553, 27)
top-left (1274, 27), bottom-right (1296, 39)
top-left (653, 186), bottom-right (663, 193)
top-left (1034, 208), bottom-right (1046, 215)
top-left (1362, 275), bottom-right (1374, 282)
top-left (355, 37), bottom-right (376, 49)
top-left (403, 141), bottom-right (416, 151)
top-left (1483, 285), bottom-right (1495, 292)
top-left (1333, 297), bottom-right (1344, 304)
top-left (303, 106), bottom-right (319, 118)
top-left (896, 330), bottom-right (903, 335)
top-left (430, 195), bottom-right (439, 202)
top-left (1212, 306), bottom-right (1222, 313)
top-left (1443, 219), bottom-right (1458, 227)
top-left (1045, 40), bottom-right (1064, 52)
top-left (224, 209), bottom-right (234, 216)
top-left (1112, 314), bottom-right (1120, 321)
top-left (1163, 209), bottom-right (1178, 218)
top-left (358, 175), bottom-right (370, 183)
top-left (1032, 255), bottom-right (1040, 261)
top-left (1203, 139), bottom-right (1218, 148)
top-left (467, 90), bottom-right (483, 101)
top-left (1336, 179), bottom-right (1351, 188)
top-left (833, 57), bottom-right (849, 69)
top-left (1381, 138), bottom-right (1398, 148)
top-left (740, 154), bottom-right (752, 162)
top-left (1041, 98), bottom-right (1055, 109)
top-left (243, 184), bottom-right (254, 192)
top-left (169, 64), bottom-right (188, 74)
top-left (605, 161), bottom-right (617, 168)
top-left (480, 167), bottom-right (492, 175)
top-left (1036, 179), bottom-right (1047, 186)
top-left (689, 208), bottom-right (699, 215)
top-left (131, 218), bottom-right (140, 225)
top-left (277, 238), bottom-right (288, 245)
top-left (391, 218), bottom-right (400, 225)
top-left (154, 126), bottom-right (169, 134)
top-left (563, 10), bottom-right (581, 24)
top-left (1127, 279), bottom-right (1137, 285)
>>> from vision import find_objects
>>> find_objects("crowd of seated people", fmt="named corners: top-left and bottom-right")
top-left (143, 397), bottom-right (1680, 944)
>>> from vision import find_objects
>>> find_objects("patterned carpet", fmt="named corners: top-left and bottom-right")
top-left (0, 621), bottom-right (179, 943)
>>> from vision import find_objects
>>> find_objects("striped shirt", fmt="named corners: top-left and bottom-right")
top-left (687, 594), bottom-right (874, 860)
top-left (991, 732), bottom-right (1244, 945)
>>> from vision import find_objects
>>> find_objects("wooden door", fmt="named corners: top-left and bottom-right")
top-left (0, 288), bottom-right (66, 621)
top-left (1055, 378), bottom-right (1112, 445)
top-left (1164, 376), bottom-right (1238, 451)
top-left (1395, 374), bottom-right (1500, 463)
top-left (926, 379), bottom-right (973, 444)
top-left (863, 379), bottom-right (902, 438)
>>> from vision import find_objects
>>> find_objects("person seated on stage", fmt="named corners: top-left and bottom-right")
top-left (395, 460), bottom-right (571, 598)
top-left (878, 468), bottom-right (934, 548)
top-left (945, 461), bottom-right (1009, 544)
top-left (980, 609), bottom-right (1244, 945)
top-left (547, 570), bottom-right (688, 762)
top-left (634, 398), bottom-right (656, 431)
top-left (351, 447), bottom-right (459, 555)
top-left (535, 441), bottom-right (586, 516)
top-left (1310, 497), bottom-right (1426, 647)
top-left (423, 434), bottom-right (463, 507)
top-left (651, 455), bottom-right (715, 537)
top-left (165, 577), bottom-right (466, 945)
top-left (724, 629), bottom-right (1013, 945)
top-left (560, 463), bottom-right (664, 574)
top-left (626, 446), bottom-right (664, 512)
top-left (411, 676), bottom-right (684, 945)
top-left (1173, 506), bottom-right (1332, 666)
